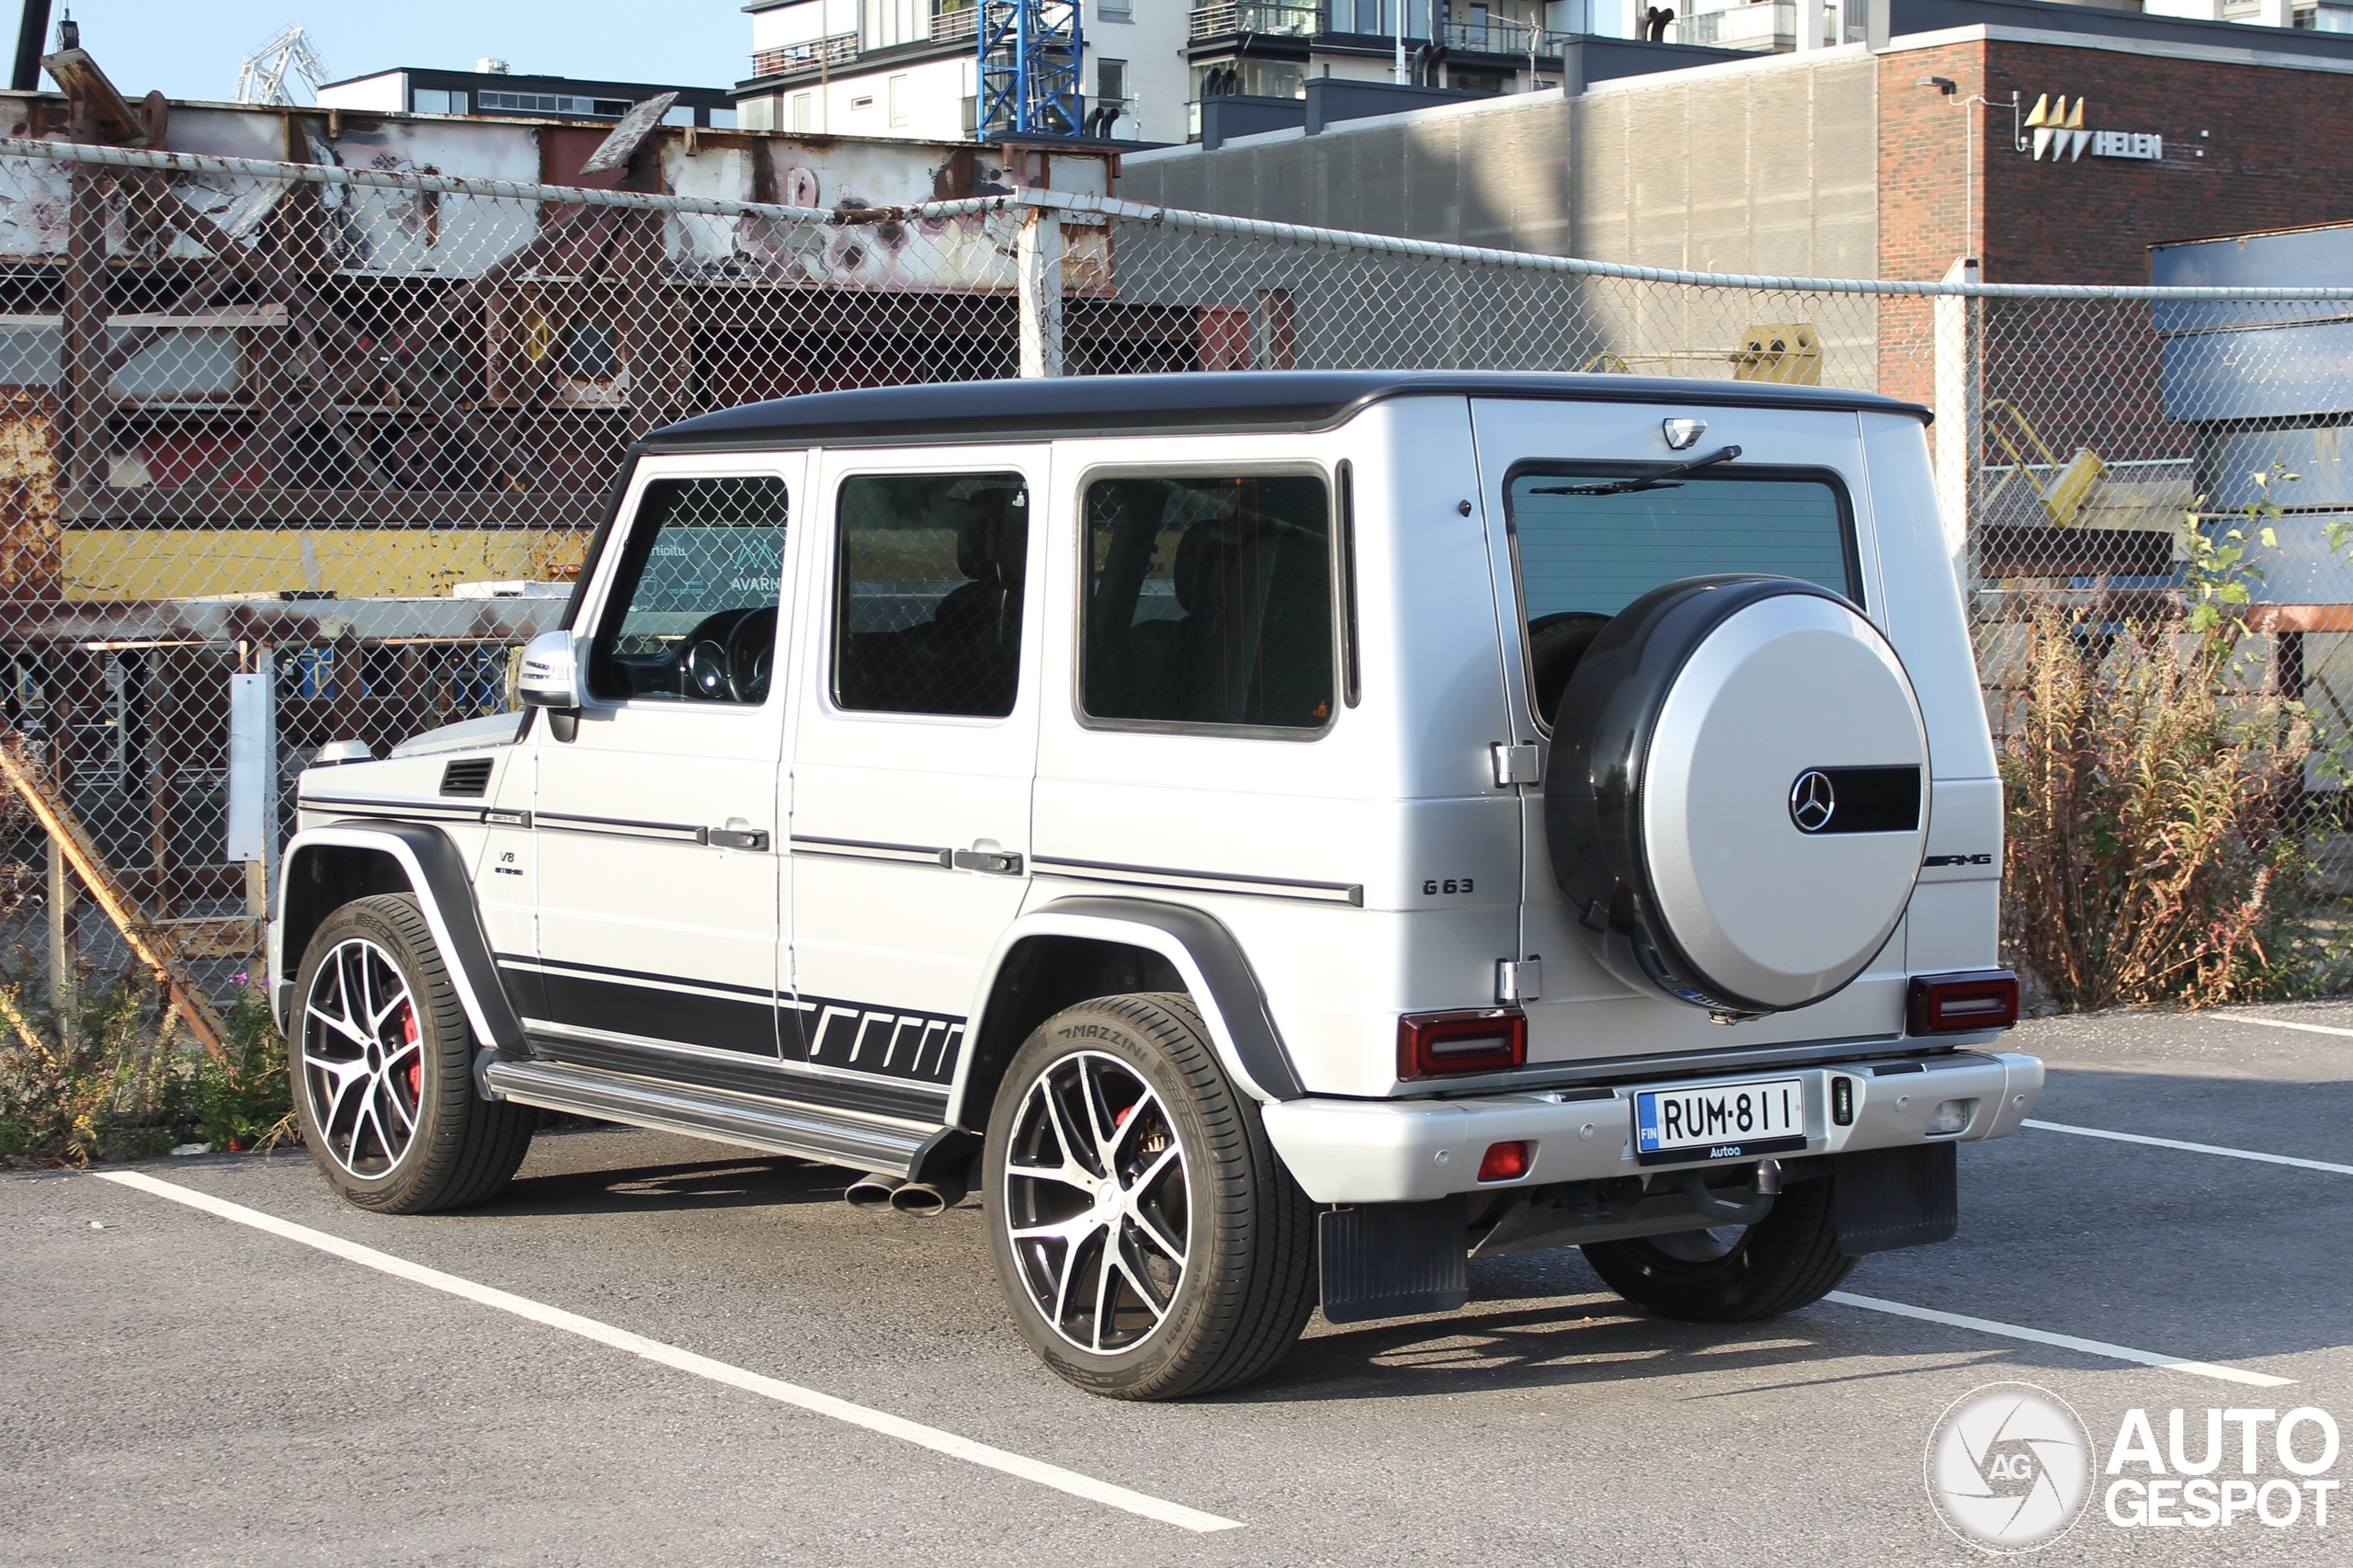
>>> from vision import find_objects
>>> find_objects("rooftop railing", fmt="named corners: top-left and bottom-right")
top-left (750, 32), bottom-right (861, 78)
top-left (1190, 3), bottom-right (1323, 39)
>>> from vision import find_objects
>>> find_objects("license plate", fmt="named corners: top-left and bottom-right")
top-left (1634, 1076), bottom-right (1808, 1165)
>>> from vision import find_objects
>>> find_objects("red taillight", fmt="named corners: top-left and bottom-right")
top-left (1907, 970), bottom-right (2020, 1035)
top-left (1397, 1008), bottom-right (1527, 1081)
top-left (1476, 1140), bottom-right (1532, 1183)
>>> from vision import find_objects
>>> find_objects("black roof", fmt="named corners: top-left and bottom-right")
top-left (638, 371), bottom-right (1929, 452)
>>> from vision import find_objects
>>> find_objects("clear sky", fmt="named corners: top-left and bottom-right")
top-left (37, 1), bottom-right (752, 102)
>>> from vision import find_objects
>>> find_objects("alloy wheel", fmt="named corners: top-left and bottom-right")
top-left (301, 937), bottom-right (425, 1178)
top-left (1002, 1050), bottom-right (1191, 1354)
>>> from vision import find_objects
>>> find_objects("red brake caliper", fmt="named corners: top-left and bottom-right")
top-left (402, 1004), bottom-right (422, 1099)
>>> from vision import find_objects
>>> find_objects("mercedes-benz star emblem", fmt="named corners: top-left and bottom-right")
top-left (1790, 769), bottom-right (1837, 834)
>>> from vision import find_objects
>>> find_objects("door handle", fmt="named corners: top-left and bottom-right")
top-left (705, 827), bottom-right (771, 851)
top-left (951, 847), bottom-right (1023, 875)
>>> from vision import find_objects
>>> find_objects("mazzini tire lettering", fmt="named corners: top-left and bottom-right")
top-left (983, 993), bottom-right (1316, 1400)
top-left (290, 893), bottom-right (535, 1214)
top-left (1580, 1175), bottom-right (1856, 1322)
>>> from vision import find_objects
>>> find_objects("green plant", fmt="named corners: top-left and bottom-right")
top-left (192, 971), bottom-right (296, 1153)
top-left (0, 960), bottom-right (292, 1165)
top-left (1996, 470), bottom-right (2350, 1009)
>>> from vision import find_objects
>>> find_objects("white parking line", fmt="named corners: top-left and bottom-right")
top-left (1824, 1292), bottom-right (2295, 1388)
top-left (2222, 1013), bottom-right (2353, 1040)
top-left (93, 1169), bottom-right (1243, 1534)
top-left (2024, 1118), bottom-right (2353, 1176)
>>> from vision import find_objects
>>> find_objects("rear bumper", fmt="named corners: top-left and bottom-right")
top-left (1260, 1049), bottom-right (2043, 1204)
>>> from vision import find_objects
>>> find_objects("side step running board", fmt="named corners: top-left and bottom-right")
top-left (483, 1057), bottom-right (932, 1176)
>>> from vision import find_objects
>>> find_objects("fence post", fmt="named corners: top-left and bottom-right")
top-left (227, 645), bottom-right (278, 925)
top-left (1017, 202), bottom-right (1064, 379)
top-left (46, 829), bottom-right (72, 1027)
top-left (1932, 256), bottom-right (1980, 592)
top-left (225, 649), bottom-right (276, 927)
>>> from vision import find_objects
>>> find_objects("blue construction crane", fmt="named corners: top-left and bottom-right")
top-left (975, 0), bottom-right (1084, 139)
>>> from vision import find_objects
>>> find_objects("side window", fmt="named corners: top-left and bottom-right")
top-left (1082, 473), bottom-right (1334, 731)
top-left (832, 472), bottom-right (1029, 718)
top-left (1505, 468), bottom-right (1858, 729)
top-left (587, 476), bottom-right (789, 705)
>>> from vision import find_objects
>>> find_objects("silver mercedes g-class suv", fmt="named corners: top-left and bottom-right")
top-left (273, 370), bottom-right (2039, 1401)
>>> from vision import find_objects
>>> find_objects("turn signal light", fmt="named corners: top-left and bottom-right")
top-left (1477, 1140), bottom-right (1532, 1182)
top-left (1397, 1008), bottom-right (1527, 1081)
top-left (1907, 971), bottom-right (2020, 1035)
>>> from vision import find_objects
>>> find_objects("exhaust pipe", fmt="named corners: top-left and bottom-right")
top-left (845, 1173), bottom-right (904, 1210)
top-left (1679, 1159), bottom-right (1779, 1224)
top-left (889, 1176), bottom-right (967, 1217)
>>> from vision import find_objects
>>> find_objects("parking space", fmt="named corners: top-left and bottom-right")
top-left (5, 1003), bottom-right (2349, 1565)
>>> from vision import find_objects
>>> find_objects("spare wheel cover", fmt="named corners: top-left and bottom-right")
top-left (1545, 575), bottom-right (1929, 1014)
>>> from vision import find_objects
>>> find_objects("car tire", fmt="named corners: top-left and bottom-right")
top-left (290, 893), bottom-right (535, 1214)
top-left (1580, 1176), bottom-right (1856, 1323)
top-left (983, 992), bottom-right (1316, 1400)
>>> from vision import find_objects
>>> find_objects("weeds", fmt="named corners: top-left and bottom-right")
top-left (0, 960), bottom-right (292, 1166)
top-left (1996, 472), bottom-right (2353, 1009)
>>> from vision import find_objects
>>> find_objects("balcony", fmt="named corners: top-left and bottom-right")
top-left (1189, 3), bottom-right (1322, 40)
top-left (1441, 17), bottom-right (1576, 54)
top-left (1671, 1), bottom-right (1835, 51)
top-left (932, 4), bottom-right (981, 43)
top-left (750, 32), bottom-right (860, 77)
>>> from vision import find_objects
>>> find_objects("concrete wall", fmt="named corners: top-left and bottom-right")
top-left (1118, 48), bottom-right (1881, 278)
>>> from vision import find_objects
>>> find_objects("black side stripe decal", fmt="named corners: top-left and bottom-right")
top-left (786, 996), bottom-right (964, 1086)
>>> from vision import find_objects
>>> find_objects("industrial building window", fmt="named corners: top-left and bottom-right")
top-left (411, 87), bottom-right (467, 114)
top-left (589, 478), bottom-right (790, 705)
top-left (833, 473), bottom-right (1029, 718)
top-left (1504, 466), bottom-right (1859, 729)
top-left (1097, 58), bottom-right (1127, 108)
top-left (1081, 474), bottom-right (1335, 733)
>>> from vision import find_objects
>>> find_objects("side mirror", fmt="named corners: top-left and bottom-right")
top-left (517, 628), bottom-right (585, 710)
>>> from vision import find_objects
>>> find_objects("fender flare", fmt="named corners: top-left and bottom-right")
top-left (946, 894), bottom-right (1304, 1129)
top-left (273, 821), bottom-right (527, 1060)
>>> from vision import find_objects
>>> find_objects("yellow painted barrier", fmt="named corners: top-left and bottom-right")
top-left (61, 528), bottom-right (589, 602)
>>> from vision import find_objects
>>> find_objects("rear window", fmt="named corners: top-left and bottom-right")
top-left (1506, 468), bottom-right (1859, 729)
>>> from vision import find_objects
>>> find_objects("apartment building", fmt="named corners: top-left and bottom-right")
top-left (733, 0), bottom-right (1188, 142)
top-left (319, 64), bottom-right (737, 126)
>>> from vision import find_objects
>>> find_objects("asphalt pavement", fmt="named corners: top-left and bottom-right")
top-left (5, 1000), bottom-right (2350, 1566)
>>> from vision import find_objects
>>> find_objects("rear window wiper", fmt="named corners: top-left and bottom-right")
top-left (1528, 445), bottom-right (1743, 497)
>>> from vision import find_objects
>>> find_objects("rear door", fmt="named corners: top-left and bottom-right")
top-left (1467, 399), bottom-right (1903, 1063)
top-left (785, 449), bottom-right (1047, 1119)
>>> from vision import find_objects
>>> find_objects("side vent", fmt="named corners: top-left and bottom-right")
top-left (439, 758), bottom-right (494, 798)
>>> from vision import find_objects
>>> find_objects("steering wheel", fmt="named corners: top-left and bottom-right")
top-left (727, 607), bottom-right (779, 704)
top-left (675, 608), bottom-right (776, 702)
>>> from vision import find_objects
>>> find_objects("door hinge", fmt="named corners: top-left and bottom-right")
top-left (1492, 742), bottom-right (1540, 788)
top-left (1497, 958), bottom-right (1542, 1004)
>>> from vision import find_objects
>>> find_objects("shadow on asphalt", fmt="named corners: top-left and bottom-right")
top-left (478, 1153), bottom-right (852, 1216)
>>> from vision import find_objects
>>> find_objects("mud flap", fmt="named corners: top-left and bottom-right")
top-left (1319, 1195), bottom-right (1469, 1324)
top-left (1833, 1142), bottom-right (1959, 1256)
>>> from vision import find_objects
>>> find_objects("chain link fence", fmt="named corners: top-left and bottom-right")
top-left (2, 136), bottom-right (2348, 1012)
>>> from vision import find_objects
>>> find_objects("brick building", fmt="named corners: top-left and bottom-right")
top-left (1121, 0), bottom-right (2353, 301)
